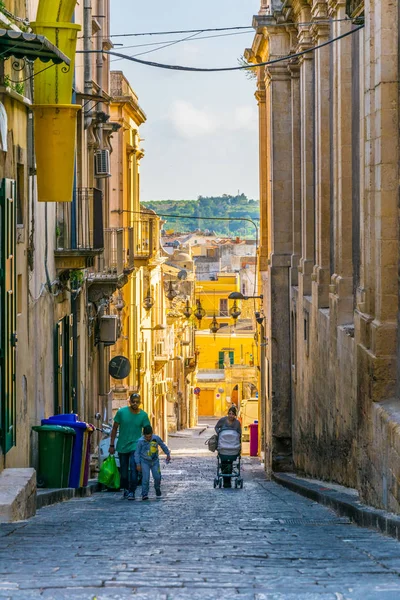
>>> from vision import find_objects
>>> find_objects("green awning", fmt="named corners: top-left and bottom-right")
top-left (0, 29), bottom-right (70, 65)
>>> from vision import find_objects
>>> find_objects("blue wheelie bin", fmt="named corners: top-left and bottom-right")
top-left (41, 414), bottom-right (91, 488)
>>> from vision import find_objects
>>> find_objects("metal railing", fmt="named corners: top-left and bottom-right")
top-left (90, 227), bottom-right (134, 278)
top-left (55, 188), bottom-right (103, 251)
top-left (133, 217), bottom-right (154, 259)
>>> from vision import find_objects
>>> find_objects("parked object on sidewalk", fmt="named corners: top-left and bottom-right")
top-left (240, 397), bottom-right (259, 442)
top-left (98, 455), bottom-right (120, 489)
top-left (249, 421), bottom-right (259, 457)
top-left (205, 433), bottom-right (218, 452)
top-left (32, 425), bottom-right (75, 488)
top-left (41, 414), bottom-right (94, 488)
top-left (214, 428), bottom-right (243, 489)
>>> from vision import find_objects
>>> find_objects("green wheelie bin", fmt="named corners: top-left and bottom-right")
top-left (32, 425), bottom-right (76, 488)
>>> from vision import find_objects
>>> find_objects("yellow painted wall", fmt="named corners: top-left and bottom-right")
top-left (195, 333), bottom-right (255, 370)
top-left (195, 274), bottom-right (241, 329)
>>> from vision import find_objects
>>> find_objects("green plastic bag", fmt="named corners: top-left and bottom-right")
top-left (98, 455), bottom-right (120, 489)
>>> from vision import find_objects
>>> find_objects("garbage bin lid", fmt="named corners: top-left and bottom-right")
top-left (32, 425), bottom-right (76, 435)
top-left (42, 414), bottom-right (88, 429)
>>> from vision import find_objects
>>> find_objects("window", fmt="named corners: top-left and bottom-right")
top-left (219, 299), bottom-right (228, 316)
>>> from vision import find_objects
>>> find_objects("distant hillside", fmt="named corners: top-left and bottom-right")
top-left (142, 194), bottom-right (259, 237)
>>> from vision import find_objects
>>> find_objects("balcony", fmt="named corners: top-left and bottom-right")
top-left (132, 216), bottom-right (157, 267)
top-left (55, 188), bottom-right (103, 271)
top-left (346, 0), bottom-right (364, 17)
top-left (87, 227), bottom-right (135, 300)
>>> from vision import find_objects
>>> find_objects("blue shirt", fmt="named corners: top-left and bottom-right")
top-left (135, 434), bottom-right (170, 463)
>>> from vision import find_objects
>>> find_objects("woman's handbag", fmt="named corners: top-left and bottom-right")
top-left (205, 434), bottom-right (218, 452)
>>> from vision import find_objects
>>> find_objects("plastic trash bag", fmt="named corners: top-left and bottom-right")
top-left (98, 455), bottom-right (120, 489)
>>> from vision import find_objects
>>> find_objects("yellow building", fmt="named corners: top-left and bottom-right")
top-left (108, 71), bottom-right (168, 438)
top-left (195, 330), bottom-right (257, 418)
top-left (195, 273), bottom-right (242, 331)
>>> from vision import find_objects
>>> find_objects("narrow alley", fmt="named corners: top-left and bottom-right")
top-left (1, 422), bottom-right (400, 600)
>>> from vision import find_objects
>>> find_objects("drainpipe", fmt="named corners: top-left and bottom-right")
top-left (83, 0), bottom-right (93, 130)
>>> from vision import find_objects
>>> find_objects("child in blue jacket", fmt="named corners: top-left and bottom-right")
top-left (135, 425), bottom-right (171, 499)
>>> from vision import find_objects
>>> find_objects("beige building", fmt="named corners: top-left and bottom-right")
top-left (0, 0), bottom-right (169, 513)
top-left (246, 0), bottom-right (400, 511)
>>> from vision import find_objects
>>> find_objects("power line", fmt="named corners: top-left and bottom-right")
top-left (114, 29), bottom-right (253, 52)
top-left (90, 18), bottom-right (354, 39)
top-left (111, 31), bottom-right (202, 63)
top-left (109, 26), bottom-right (254, 38)
top-left (77, 25), bottom-right (364, 73)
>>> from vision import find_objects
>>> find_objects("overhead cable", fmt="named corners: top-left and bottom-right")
top-left (99, 18), bottom-right (354, 39)
top-left (78, 25), bottom-right (364, 73)
top-left (115, 29), bottom-right (253, 52)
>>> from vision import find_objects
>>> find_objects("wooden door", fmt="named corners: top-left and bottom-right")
top-left (198, 389), bottom-right (215, 417)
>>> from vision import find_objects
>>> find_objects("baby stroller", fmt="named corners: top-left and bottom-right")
top-left (213, 429), bottom-right (243, 489)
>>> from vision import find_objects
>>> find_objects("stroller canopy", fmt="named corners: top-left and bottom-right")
top-left (218, 429), bottom-right (241, 456)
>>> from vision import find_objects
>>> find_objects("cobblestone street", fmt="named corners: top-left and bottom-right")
top-left (1, 423), bottom-right (400, 599)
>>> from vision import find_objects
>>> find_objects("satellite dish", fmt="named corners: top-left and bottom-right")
top-left (177, 269), bottom-right (188, 280)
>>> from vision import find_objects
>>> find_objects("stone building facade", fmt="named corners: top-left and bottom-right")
top-left (246, 0), bottom-right (400, 511)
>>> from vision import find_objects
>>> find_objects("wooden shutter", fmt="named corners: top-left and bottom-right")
top-left (0, 178), bottom-right (17, 452)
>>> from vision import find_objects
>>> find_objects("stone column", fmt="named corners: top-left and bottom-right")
top-left (256, 78), bottom-right (268, 273)
top-left (328, 1), bottom-right (353, 324)
top-left (311, 8), bottom-right (331, 308)
top-left (264, 27), bottom-right (293, 471)
top-left (289, 61), bottom-right (301, 288)
top-left (297, 24), bottom-right (315, 297)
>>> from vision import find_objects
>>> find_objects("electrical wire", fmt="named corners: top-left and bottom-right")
top-left (89, 18), bottom-right (354, 39)
top-left (110, 30), bottom-right (203, 63)
top-left (114, 29), bottom-right (253, 52)
top-left (77, 25), bottom-right (364, 73)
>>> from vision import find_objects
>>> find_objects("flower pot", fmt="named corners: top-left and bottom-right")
top-left (33, 104), bottom-right (80, 202)
top-left (31, 22), bottom-right (81, 105)
top-left (36, 0), bottom-right (78, 23)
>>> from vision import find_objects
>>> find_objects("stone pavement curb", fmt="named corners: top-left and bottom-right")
top-left (273, 472), bottom-right (400, 541)
top-left (36, 479), bottom-right (101, 510)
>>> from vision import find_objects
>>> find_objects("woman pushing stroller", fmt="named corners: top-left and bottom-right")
top-left (215, 406), bottom-right (242, 488)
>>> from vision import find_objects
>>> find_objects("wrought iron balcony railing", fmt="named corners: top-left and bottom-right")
top-left (133, 217), bottom-right (153, 260)
top-left (346, 0), bottom-right (364, 18)
top-left (55, 187), bottom-right (104, 252)
top-left (54, 188), bottom-right (103, 269)
top-left (89, 227), bottom-right (134, 280)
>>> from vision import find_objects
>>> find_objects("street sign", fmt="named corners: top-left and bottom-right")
top-left (194, 387), bottom-right (201, 395)
top-left (109, 356), bottom-right (131, 379)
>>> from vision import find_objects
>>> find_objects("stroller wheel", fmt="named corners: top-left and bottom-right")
top-left (213, 478), bottom-right (218, 488)
top-left (218, 478), bottom-right (223, 488)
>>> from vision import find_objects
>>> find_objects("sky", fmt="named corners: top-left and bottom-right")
top-left (110, 1), bottom-right (260, 202)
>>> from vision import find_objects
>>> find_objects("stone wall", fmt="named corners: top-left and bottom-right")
top-left (248, 0), bottom-right (400, 511)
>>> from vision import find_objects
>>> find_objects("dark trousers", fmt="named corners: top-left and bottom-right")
top-left (221, 458), bottom-right (233, 488)
top-left (119, 451), bottom-right (138, 493)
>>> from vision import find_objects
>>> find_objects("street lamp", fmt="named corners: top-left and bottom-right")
top-left (229, 300), bottom-right (241, 323)
top-left (193, 299), bottom-right (206, 323)
top-left (228, 292), bottom-right (263, 300)
top-left (182, 299), bottom-right (192, 319)
top-left (210, 313), bottom-right (220, 339)
top-left (143, 292), bottom-right (154, 311)
top-left (166, 280), bottom-right (178, 301)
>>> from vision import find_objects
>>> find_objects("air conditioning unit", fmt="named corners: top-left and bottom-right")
top-left (99, 315), bottom-right (118, 344)
top-left (94, 149), bottom-right (111, 178)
